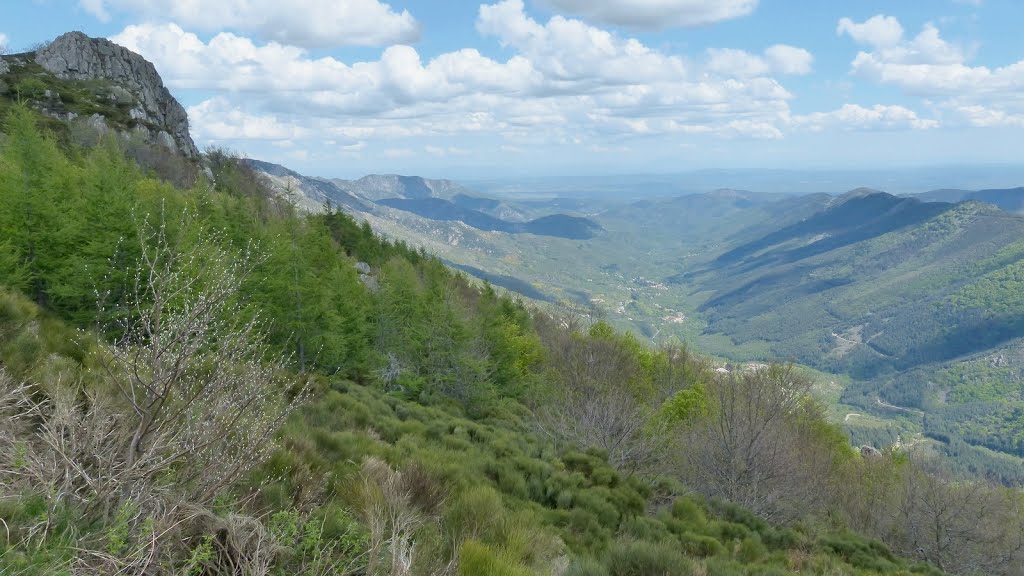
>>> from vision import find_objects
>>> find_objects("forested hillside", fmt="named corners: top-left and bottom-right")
top-left (1, 104), bottom-right (1023, 575)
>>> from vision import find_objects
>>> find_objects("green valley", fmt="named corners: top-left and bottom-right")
top-left (3, 27), bottom-right (1024, 576)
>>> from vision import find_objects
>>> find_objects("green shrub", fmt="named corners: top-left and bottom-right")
top-left (459, 540), bottom-right (533, 576)
top-left (606, 538), bottom-right (695, 576)
top-left (618, 515), bottom-right (672, 543)
top-left (671, 497), bottom-right (708, 528)
top-left (14, 77), bottom-right (47, 100)
top-left (445, 484), bottom-right (506, 542)
top-left (735, 534), bottom-right (768, 563)
top-left (678, 531), bottom-right (725, 557)
top-left (564, 557), bottom-right (611, 576)
top-left (819, 532), bottom-right (900, 572)
top-left (714, 520), bottom-right (753, 543)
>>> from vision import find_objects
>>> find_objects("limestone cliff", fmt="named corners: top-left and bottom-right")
top-left (33, 31), bottom-right (198, 157)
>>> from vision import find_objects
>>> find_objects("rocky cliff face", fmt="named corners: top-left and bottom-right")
top-left (34, 32), bottom-right (198, 157)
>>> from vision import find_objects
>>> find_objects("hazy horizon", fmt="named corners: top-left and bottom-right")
top-left (6, 0), bottom-right (1024, 179)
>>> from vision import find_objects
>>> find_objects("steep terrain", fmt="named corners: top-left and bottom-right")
top-left (304, 171), bottom-right (1024, 473)
top-left (243, 158), bottom-right (373, 213)
top-left (4, 30), bottom-right (1024, 575)
top-left (0, 31), bottom-right (198, 157)
top-left (247, 160), bottom-right (603, 240)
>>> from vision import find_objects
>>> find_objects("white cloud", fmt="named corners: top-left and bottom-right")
top-left (187, 98), bottom-right (312, 140)
top-left (838, 15), bottom-right (1024, 128)
top-left (541, 0), bottom-right (758, 29)
top-left (0, 32), bottom-right (8, 50)
top-left (111, 23), bottom-right (534, 110)
top-left (477, 0), bottom-right (688, 86)
top-left (837, 15), bottom-right (903, 48)
top-left (425, 146), bottom-right (472, 157)
top-left (764, 44), bottom-right (814, 75)
top-left (108, 0), bottom-right (944, 159)
top-left (791, 104), bottom-right (938, 132)
top-left (114, 2), bottom-right (804, 147)
top-left (707, 44), bottom-right (813, 77)
top-left (838, 15), bottom-right (984, 92)
top-left (79, 0), bottom-right (109, 21)
top-left (84, 0), bottom-right (418, 48)
top-left (340, 142), bottom-right (367, 153)
top-left (952, 104), bottom-right (1024, 128)
top-left (706, 48), bottom-right (770, 77)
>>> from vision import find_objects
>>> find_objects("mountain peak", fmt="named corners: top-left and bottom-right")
top-left (841, 186), bottom-right (885, 198)
top-left (31, 31), bottom-right (198, 157)
top-left (829, 187), bottom-right (890, 207)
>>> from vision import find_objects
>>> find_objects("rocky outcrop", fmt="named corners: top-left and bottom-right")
top-left (860, 445), bottom-right (882, 458)
top-left (35, 32), bottom-right (198, 157)
top-left (355, 261), bottom-right (379, 292)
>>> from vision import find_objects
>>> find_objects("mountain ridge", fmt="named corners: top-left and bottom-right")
top-left (246, 159), bottom-right (603, 240)
top-left (914, 187), bottom-right (1024, 213)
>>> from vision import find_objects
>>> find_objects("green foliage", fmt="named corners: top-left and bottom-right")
top-left (104, 501), bottom-right (138, 556)
top-left (819, 531), bottom-right (900, 572)
top-left (655, 382), bottom-right (708, 425)
top-left (182, 535), bottom-right (215, 576)
top-left (605, 538), bottom-right (694, 575)
top-left (1, 60), bottom-right (138, 129)
top-left (0, 107), bottom-right (962, 576)
top-left (459, 540), bottom-right (534, 576)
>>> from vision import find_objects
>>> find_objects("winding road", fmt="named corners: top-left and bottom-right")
top-left (875, 397), bottom-right (924, 416)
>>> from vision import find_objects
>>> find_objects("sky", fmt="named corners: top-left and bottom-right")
top-left (2, 0), bottom-right (1024, 179)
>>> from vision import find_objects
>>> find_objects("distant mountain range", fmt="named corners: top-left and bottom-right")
top-left (912, 187), bottom-right (1024, 213)
top-left (245, 160), bottom-right (601, 241)
top-left (245, 155), bottom-right (1024, 472)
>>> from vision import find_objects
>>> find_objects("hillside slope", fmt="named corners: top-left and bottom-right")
top-left (248, 160), bottom-right (602, 240)
top-left (1, 103), bottom-right (984, 576)
top-left (2, 30), bottom-right (1023, 575)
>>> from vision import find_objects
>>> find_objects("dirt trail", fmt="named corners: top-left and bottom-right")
top-left (875, 397), bottom-right (924, 415)
top-left (831, 332), bottom-right (894, 358)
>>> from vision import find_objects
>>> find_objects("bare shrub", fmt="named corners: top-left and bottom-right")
top-left (0, 211), bottom-right (308, 572)
top-left (535, 324), bottom-right (670, 476)
top-left (123, 136), bottom-right (200, 189)
top-left (677, 365), bottom-right (837, 523)
top-left (351, 457), bottom-right (447, 576)
top-left (885, 456), bottom-right (1024, 575)
top-left (94, 212), bottom-right (307, 507)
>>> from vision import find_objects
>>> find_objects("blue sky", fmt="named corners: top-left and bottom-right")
top-left (3, 0), bottom-right (1023, 178)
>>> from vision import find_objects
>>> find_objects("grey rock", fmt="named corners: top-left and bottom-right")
top-left (87, 113), bottom-right (108, 133)
top-left (155, 130), bottom-right (176, 150)
top-left (35, 31), bottom-right (199, 157)
top-left (359, 273), bottom-right (379, 292)
top-left (109, 85), bottom-right (134, 105)
top-left (860, 445), bottom-right (882, 458)
top-left (0, 59), bottom-right (8, 75)
top-left (355, 261), bottom-right (372, 275)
